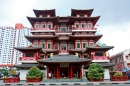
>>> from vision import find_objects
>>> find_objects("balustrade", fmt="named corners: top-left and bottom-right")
top-left (93, 56), bottom-right (107, 60)
top-left (20, 57), bottom-right (36, 61)
top-left (55, 30), bottom-right (72, 33)
top-left (73, 28), bottom-right (97, 30)
top-left (32, 28), bottom-right (54, 30)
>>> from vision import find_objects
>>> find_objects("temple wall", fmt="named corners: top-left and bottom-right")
top-left (104, 69), bottom-right (110, 79)
top-left (19, 69), bottom-right (47, 80)
top-left (19, 70), bottom-right (28, 80)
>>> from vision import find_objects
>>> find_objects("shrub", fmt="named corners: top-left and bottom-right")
top-left (87, 63), bottom-right (104, 79)
top-left (26, 66), bottom-right (43, 78)
top-left (113, 72), bottom-right (122, 77)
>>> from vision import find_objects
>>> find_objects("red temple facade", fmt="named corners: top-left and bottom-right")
top-left (14, 9), bottom-right (114, 79)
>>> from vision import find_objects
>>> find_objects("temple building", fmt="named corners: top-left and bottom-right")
top-left (14, 9), bottom-right (114, 80)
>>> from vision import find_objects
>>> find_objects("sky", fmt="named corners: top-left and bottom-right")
top-left (0, 0), bottom-right (130, 56)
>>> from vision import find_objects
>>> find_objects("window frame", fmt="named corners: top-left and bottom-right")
top-left (76, 42), bottom-right (80, 48)
top-left (41, 24), bottom-right (46, 28)
top-left (35, 24), bottom-right (39, 28)
top-left (89, 42), bottom-right (94, 46)
top-left (47, 42), bottom-right (51, 49)
top-left (88, 23), bottom-right (92, 28)
top-left (75, 23), bottom-right (79, 29)
top-left (82, 42), bottom-right (88, 48)
top-left (81, 23), bottom-right (86, 28)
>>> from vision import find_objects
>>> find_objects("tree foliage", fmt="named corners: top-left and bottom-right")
top-left (26, 66), bottom-right (43, 78)
top-left (87, 63), bottom-right (104, 79)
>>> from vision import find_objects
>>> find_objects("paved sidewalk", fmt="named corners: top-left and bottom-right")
top-left (0, 80), bottom-right (130, 85)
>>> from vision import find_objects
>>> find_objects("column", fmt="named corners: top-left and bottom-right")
top-left (56, 67), bottom-right (59, 79)
top-left (80, 40), bottom-right (82, 49)
top-left (45, 41), bottom-right (47, 49)
top-left (38, 40), bottom-right (40, 47)
top-left (79, 67), bottom-right (82, 78)
top-left (70, 66), bottom-right (72, 78)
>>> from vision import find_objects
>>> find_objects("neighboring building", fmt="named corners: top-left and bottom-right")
top-left (0, 26), bottom-right (15, 66)
top-left (0, 24), bottom-right (31, 66)
top-left (14, 9), bottom-right (114, 80)
top-left (14, 24), bottom-right (32, 64)
top-left (110, 48), bottom-right (130, 71)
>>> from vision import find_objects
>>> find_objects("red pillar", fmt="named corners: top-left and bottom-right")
top-left (45, 41), bottom-right (47, 49)
top-left (79, 67), bottom-right (82, 78)
top-left (67, 43), bottom-right (68, 53)
top-left (56, 67), bottom-right (59, 79)
top-left (80, 40), bottom-right (82, 49)
top-left (70, 65), bottom-right (73, 78)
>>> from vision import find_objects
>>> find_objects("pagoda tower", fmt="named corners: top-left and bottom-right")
top-left (14, 9), bottom-right (114, 80)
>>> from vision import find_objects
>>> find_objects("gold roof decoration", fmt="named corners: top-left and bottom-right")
top-left (29, 42), bottom-right (34, 47)
top-left (75, 52), bottom-right (78, 57)
top-left (50, 53), bottom-right (54, 57)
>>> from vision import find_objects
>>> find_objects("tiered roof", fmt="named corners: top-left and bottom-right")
top-left (71, 9), bottom-right (94, 16)
top-left (33, 9), bottom-right (56, 17)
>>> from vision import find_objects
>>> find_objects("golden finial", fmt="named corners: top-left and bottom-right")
top-left (106, 52), bottom-right (109, 56)
top-left (29, 43), bottom-right (33, 47)
top-left (75, 52), bottom-right (78, 56)
top-left (50, 53), bottom-right (54, 57)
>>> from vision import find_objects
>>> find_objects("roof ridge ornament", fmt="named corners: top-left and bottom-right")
top-left (50, 53), bottom-right (54, 57)
top-left (29, 43), bottom-right (33, 48)
top-left (75, 52), bottom-right (78, 56)
top-left (75, 52), bottom-right (79, 60)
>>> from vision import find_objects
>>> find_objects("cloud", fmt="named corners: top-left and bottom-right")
top-left (100, 22), bottom-right (130, 55)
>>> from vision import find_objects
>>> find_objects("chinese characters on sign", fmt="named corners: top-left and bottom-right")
top-left (60, 63), bottom-right (69, 67)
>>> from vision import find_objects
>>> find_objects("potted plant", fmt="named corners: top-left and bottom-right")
top-left (108, 67), bottom-right (114, 71)
top-left (87, 63), bottom-right (104, 82)
top-left (26, 66), bottom-right (43, 82)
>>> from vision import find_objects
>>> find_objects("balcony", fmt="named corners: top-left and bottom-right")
top-left (31, 28), bottom-right (55, 32)
top-left (59, 50), bottom-right (68, 55)
top-left (72, 28), bottom-right (97, 32)
top-left (19, 57), bottom-right (36, 61)
top-left (55, 30), bottom-right (72, 33)
top-left (92, 56), bottom-right (110, 62)
top-left (19, 57), bottom-right (37, 63)
top-left (93, 56), bottom-right (108, 60)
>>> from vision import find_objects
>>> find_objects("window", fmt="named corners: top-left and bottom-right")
top-left (89, 43), bottom-right (94, 46)
top-left (26, 53), bottom-right (33, 57)
top-left (34, 43), bottom-right (38, 47)
top-left (84, 55), bottom-right (88, 59)
top-left (48, 24), bottom-right (52, 28)
top-left (48, 43), bottom-right (51, 49)
top-left (40, 56), bottom-right (44, 58)
top-left (95, 53), bottom-right (103, 56)
top-left (48, 55), bottom-right (50, 58)
top-left (88, 23), bottom-right (92, 28)
top-left (83, 43), bottom-right (87, 48)
top-left (41, 24), bottom-right (46, 28)
top-left (41, 44), bottom-right (45, 48)
top-left (76, 43), bottom-right (80, 48)
top-left (81, 24), bottom-right (86, 28)
top-left (76, 24), bottom-right (79, 28)
top-left (61, 44), bottom-right (66, 50)
top-left (35, 24), bottom-right (39, 28)
top-left (61, 27), bottom-right (66, 32)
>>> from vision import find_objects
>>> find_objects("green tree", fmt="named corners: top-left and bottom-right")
top-left (26, 66), bottom-right (43, 78)
top-left (87, 63), bottom-right (104, 79)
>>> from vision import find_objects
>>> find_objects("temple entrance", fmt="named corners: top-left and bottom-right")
top-left (60, 69), bottom-right (69, 79)
top-left (73, 69), bottom-right (80, 78)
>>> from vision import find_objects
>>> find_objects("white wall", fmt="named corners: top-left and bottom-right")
top-left (104, 69), bottom-right (110, 79)
top-left (19, 69), bottom-right (46, 80)
top-left (19, 70), bottom-right (28, 80)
